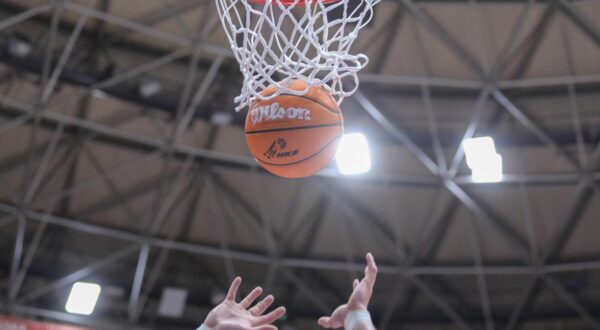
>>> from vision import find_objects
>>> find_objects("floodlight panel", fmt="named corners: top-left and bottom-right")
top-left (65, 282), bottom-right (101, 315)
top-left (471, 153), bottom-right (503, 183)
top-left (463, 137), bottom-right (497, 170)
top-left (336, 133), bottom-right (371, 175)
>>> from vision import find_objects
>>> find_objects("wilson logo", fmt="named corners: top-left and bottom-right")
top-left (250, 102), bottom-right (311, 125)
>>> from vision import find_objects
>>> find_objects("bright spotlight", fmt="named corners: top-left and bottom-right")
top-left (8, 35), bottom-right (32, 58)
top-left (463, 137), bottom-right (497, 169)
top-left (66, 282), bottom-right (101, 315)
top-left (336, 133), bottom-right (371, 175)
top-left (137, 77), bottom-right (161, 98)
top-left (463, 137), bottom-right (503, 183)
top-left (471, 153), bottom-right (502, 183)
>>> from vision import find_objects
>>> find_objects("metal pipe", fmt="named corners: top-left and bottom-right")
top-left (0, 3), bottom-right (53, 31)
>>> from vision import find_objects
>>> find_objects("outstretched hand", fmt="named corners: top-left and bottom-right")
top-left (204, 277), bottom-right (286, 330)
top-left (318, 253), bottom-right (378, 329)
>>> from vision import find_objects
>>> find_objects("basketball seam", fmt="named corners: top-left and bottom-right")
top-left (255, 134), bottom-right (342, 167)
top-left (252, 93), bottom-right (340, 115)
top-left (245, 122), bottom-right (342, 135)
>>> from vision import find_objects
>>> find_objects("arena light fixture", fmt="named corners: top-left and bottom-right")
top-left (210, 112), bottom-right (233, 125)
top-left (137, 76), bottom-right (162, 98)
top-left (471, 153), bottom-right (503, 183)
top-left (65, 282), bottom-right (101, 315)
top-left (336, 133), bottom-right (371, 175)
top-left (158, 287), bottom-right (188, 318)
top-left (463, 136), bottom-right (503, 183)
top-left (8, 35), bottom-right (32, 58)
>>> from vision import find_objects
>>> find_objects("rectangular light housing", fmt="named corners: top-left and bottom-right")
top-left (336, 133), bottom-right (371, 175)
top-left (471, 153), bottom-right (502, 183)
top-left (463, 137), bottom-right (502, 183)
top-left (65, 282), bottom-right (101, 315)
top-left (463, 137), bottom-right (496, 169)
top-left (158, 287), bottom-right (188, 318)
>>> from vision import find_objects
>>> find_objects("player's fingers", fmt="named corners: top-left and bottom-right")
top-left (251, 325), bottom-right (277, 330)
top-left (353, 279), bottom-right (360, 290)
top-left (249, 295), bottom-right (275, 315)
top-left (318, 317), bottom-right (332, 328)
top-left (226, 277), bottom-right (242, 301)
top-left (366, 253), bottom-right (377, 275)
top-left (365, 253), bottom-right (378, 285)
top-left (241, 287), bottom-right (263, 309)
top-left (253, 306), bottom-right (286, 326)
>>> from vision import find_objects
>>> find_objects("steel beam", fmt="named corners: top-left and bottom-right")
top-left (132, 169), bottom-right (210, 321)
top-left (0, 114), bottom-right (30, 134)
top-left (0, 94), bottom-right (441, 187)
top-left (323, 180), bottom-right (473, 329)
top-left (61, 1), bottom-right (230, 57)
top-left (491, 89), bottom-right (580, 170)
top-left (322, 182), bottom-right (408, 260)
top-left (380, 196), bottom-right (460, 329)
top-left (543, 143), bottom-right (600, 264)
top-left (207, 177), bottom-right (237, 281)
top-left (501, 2), bottom-right (558, 79)
top-left (39, 12), bottom-right (89, 105)
top-left (354, 91), bottom-right (439, 175)
top-left (4, 201), bottom-right (600, 276)
top-left (497, 73), bottom-right (600, 89)
top-left (82, 147), bottom-right (141, 222)
top-left (8, 124), bottom-right (65, 300)
top-left (448, 88), bottom-right (491, 177)
top-left (559, 0), bottom-right (600, 46)
top-left (400, 0), bottom-right (580, 172)
top-left (0, 3), bottom-right (53, 31)
top-left (17, 244), bottom-right (139, 304)
top-left (408, 276), bottom-right (473, 330)
top-left (11, 304), bottom-right (161, 330)
top-left (465, 215), bottom-right (494, 330)
top-left (279, 268), bottom-right (331, 315)
top-left (543, 275), bottom-right (600, 329)
top-left (454, 172), bottom-right (600, 186)
top-left (128, 245), bottom-right (149, 321)
top-left (110, 0), bottom-right (203, 39)
top-left (370, 5), bottom-right (405, 73)
top-left (263, 183), bottom-right (307, 290)
top-left (444, 180), bottom-right (531, 261)
top-left (400, 0), bottom-right (483, 75)
top-left (359, 74), bottom-right (483, 89)
top-left (504, 143), bottom-right (600, 328)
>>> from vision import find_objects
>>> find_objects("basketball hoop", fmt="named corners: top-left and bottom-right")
top-left (216, 0), bottom-right (381, 110)
top-left (249, 0), bottom-right (339, 5)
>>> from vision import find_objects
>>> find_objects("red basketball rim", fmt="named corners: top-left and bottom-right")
top-left (249, 0), bottom-right (340, 6)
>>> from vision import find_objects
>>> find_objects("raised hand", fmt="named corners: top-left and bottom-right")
top-left (318, 253), bottom-right (378, 329)
top-left (203, 277), bottom-right (286, 330)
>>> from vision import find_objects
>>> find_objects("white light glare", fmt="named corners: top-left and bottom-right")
top-left (8, 37), bottom-right (32, 58)
top-left (471, 153), bottom-right (503, 183)
top-left (210, 112), bottom-right (233, 126)
top-left (463, 137), bottom-right (496, 169)
top-left (336, 133), bottom-right (371, 175)
top-left (138, 77), bottom-right (161, 98)
top-left (463, 137), bottom-right (502, 183)
top-left (66, 282), bottom-right (101, 315)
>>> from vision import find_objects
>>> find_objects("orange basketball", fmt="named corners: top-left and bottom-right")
top-left (245, 80), bottom-right (344, 179)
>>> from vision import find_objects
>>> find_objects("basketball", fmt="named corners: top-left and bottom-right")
top-left (245, 80), bottom-right (344, 178)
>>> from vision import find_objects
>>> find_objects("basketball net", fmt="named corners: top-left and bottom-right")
top-left (216, 0), bottom-right (381, 110)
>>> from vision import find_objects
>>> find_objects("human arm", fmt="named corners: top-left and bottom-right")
top-left (318, 253), bottom-right (378, 330)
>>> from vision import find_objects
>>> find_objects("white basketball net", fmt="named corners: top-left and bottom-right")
top-left (216, 0), bottom-right (380, 110)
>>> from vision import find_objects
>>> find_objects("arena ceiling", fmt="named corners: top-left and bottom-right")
top-left (0, 0), bottom-right (599, 329)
